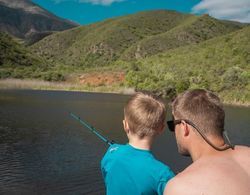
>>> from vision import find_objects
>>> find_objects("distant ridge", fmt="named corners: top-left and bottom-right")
top-left (31, 10), bottom-right (244, 67)
top-left (0, 0), bottom-right (78, 44)
top-left (122, 14), bottom-right (243, 59)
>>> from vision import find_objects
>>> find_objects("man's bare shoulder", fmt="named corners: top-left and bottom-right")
top-left (164, 167), bottom-right (198, 195)
top-left (233, 145), bottom-right (250, 151)
top-left (164, 145), bottom-right (250, 195)
top-left (232, 145), bottom-right (250, 157)
top-left (164, 175), bottom-right (186, 195)
top-left (232, 145), bottom-right (250, 171)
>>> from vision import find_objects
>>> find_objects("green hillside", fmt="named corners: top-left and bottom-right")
top-left (125, 26), bottom-right (250, 104)
top-left (32, 10), bottom-right (190, 67)
top-left (31, 10), bottom-right (243, 68)
top-left (0, 32), bottom-right (63, 81)
top-left (122, 14), bottom-right (242, 59)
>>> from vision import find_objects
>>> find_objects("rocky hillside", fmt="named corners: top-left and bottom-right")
top-left (0, 0), bottom-right (78, 44)
top-left (31, 10), bottom-right (244, 67)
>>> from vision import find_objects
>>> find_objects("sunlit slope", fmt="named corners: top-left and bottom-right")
top-left (125, 26), bottom-right (250, 103)
top-left (31, 10), bottom-right (192, 66)
top-left (31, 10), bottom-right (243, 67)
top-left (122, 14), bottom-right (242, 59)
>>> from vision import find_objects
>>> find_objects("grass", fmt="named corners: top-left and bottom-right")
top-left (0, 78), bottom-right (135, 95)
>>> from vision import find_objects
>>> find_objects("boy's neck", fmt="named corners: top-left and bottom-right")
top-left (128, 136), bottom-right (153, 150)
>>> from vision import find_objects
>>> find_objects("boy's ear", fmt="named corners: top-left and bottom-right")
top-left (158, 124), bottom-right (165, 134)
top-left (123, 119), bottom-right (130, 134)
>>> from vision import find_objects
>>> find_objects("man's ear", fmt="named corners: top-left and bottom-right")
top-left (181, 120), bottom-right (190, 137)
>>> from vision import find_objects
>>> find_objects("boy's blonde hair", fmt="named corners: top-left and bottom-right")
top-left (124, 92), bottom-right (166, 138)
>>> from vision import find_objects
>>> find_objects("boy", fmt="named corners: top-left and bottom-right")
top-left (101, 92), bottom-right (174, 195)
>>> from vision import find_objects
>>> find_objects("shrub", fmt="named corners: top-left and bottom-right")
top-left (42, 72), bottom-right (65, 81)
top-left (0, 69), bottom-right (11, 78)
top-left (222, 66), bottom-right (243, 89)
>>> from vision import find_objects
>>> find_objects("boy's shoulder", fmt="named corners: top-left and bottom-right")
top-left (101, 144), bottom-right (126, 169)
top-left (107, 143), bottom-right (124, 154)
top-left (153, 156), bottom-right (172, 169)
top-left (102, 143), bottom-right (125, 161)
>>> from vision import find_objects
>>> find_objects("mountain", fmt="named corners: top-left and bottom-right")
top-left (0, 0), bottom-right (78, 44)
top-left (125, 26), bottom-right (250, 104)
top-left (31, 10), bottom-right (244, 67)
top-left (31, 10), bottom-right (188, 66)
top-left (121, 14), bottom-right (243, 59)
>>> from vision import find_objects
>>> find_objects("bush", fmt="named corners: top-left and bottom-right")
top-left (42, 72), bottom-right (65, 81)
top-left (175, 79), bottom-right (190, 93)
top-left (0, 69), bottom-right (11, 78)
top-left (221, 66), bottom-right (243, 89)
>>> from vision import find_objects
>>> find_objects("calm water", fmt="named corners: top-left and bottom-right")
top-left (0, 89), bottom-right (249, 194)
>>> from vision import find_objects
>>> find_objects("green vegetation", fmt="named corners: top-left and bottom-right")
top-left (31, 11), bottom-right (243, 67)
top-left (125, 26), bottom-right (250, 104)
top-left (0, 32), bottom-right (65, 81)
top-left (0, 10), bottom-right (249, 105)
top-left (122, 14), bottom-right (242, 59)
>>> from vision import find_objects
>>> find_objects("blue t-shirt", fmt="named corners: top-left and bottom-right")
top-left (101, 143), bottom-right (175, 195)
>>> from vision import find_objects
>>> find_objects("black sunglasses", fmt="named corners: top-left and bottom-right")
top-left (167, 119), bottom-right (200, 132)
top-left (167, 120), bottom-right (182, 132)
top-left (166, 119), bottom-right (234, 151)
top-left (167, 119), bottom-right (201, 133)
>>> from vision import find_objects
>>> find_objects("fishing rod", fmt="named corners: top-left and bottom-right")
top-left (70, 112), bottom-right (114, 146)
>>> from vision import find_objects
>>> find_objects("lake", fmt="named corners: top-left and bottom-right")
top-left (0, 89), bottom-right (249, 194)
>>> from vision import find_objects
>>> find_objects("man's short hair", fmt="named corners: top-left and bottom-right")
top-left (124, 92), bottom-right (166, 138)
top-left (172, 89), bottom-right (225, 137)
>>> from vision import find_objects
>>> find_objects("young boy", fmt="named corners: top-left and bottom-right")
top-left (101, 92), bottom-right (174, 195)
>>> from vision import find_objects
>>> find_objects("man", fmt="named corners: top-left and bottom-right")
top-left (164, 89), bottom-right (250, 195)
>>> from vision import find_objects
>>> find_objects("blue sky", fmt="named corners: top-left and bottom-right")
top-left (32, 0), bottom-right (250, 25)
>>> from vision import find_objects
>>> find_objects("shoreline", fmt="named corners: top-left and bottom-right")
top-left (0, 79), bottom-right (249, 107)
top-left (0, 78), bottom-right (135, 95)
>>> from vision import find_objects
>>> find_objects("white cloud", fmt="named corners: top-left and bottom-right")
top-left (52, 0), bottom-right (124, 6)
top-left (192, 0), bottom-right (250, 23)
top-left (80, 0), bottom-right (124, 6)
